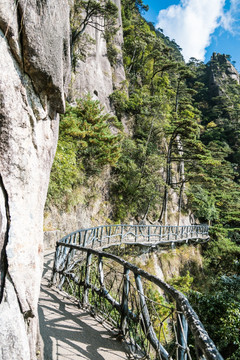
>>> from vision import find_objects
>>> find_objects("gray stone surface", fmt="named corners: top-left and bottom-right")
top-left (0, 1), bottom-right (70, 359)
top-left (39, 251), bottom-right (128, 360)
top-left (44, 231), bottom-right (63, 251)
top-left (70, 0), bottom-right (125, 111)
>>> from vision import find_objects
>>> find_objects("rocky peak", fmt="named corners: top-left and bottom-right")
top-left (209, 52), bottom-right (240, 97)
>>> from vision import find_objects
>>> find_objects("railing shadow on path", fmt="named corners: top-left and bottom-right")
top-left (38, 251), bottom-right (129, 360)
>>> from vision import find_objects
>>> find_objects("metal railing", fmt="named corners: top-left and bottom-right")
top-left (56, 224), bottom-right (209, 250)
top-left (52, 239), bottom-right (223, 360)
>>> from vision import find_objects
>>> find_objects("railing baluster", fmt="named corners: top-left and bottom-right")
top-left (98, 255), bottom-right (104, 296)
top-left (175, 226), bottom-right (178, 241)
top-left (83, 230), bottom-right (87, 247)
top-left (99, 226), bottom-right (103, 246)
top-left (83, 250), bottom-right (92, 305)
top-left (177, 304), bottom-right (189, 360)
top-left (108, 226), bottom-right (111, 244)
top-left (148, 226), bottom-right (151, 242)
top-left (121, 224), bottom-right (124, 243)
top-left (120, 267), bottom-right (130, 335)
top-left (92, 228), bottom-right (96, 247)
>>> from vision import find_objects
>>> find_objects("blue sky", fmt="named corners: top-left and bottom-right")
top-left (143, 0), bottom-right (240, 71)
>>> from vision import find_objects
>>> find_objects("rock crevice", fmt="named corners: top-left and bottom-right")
top-left (0, 174), bottom-right (10, 303)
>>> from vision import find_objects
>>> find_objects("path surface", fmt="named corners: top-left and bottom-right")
top-left (38, 251), bottom-right (129, 360)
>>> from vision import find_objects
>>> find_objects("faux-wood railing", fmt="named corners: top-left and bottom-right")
top-left (55, 224), bottom-right (209, 250)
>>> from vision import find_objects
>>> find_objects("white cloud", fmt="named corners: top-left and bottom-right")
top-left (221, 0), bottom-right (240, 33)
top-left (156, 0), bottom-right (225, 62)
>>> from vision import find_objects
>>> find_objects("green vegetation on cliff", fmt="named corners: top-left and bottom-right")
top-left (47, 95), bottom-right (122, 208)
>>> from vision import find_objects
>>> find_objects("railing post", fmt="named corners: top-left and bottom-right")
top-left (99, 226), bottom-right (103, 246)
top-left (181, 226), bottom-right (184, 239)
top-left (120, 267), bottom-right (130, 335)
top-left (121, 224), bottom-right (124, 243)
top-left (96, 227), bottom-right (99, 245)
top-left (83, 250), bottom-right (92, 305)
top-left (51, 243), bottom-right (60, 284)
top-left (98, 254), bottom-right (104, 288)
top-left (108, 226), bottom-right (112, 245)
top-left (159, 226), bottom-right (162, 241)
top-left (92, 228), bottom-right (96, 248)
top-left (78, 231), bottom-right (81, 245)
top-left (177, 304), bottom-right (189, 360)
top-left (148, 226), bottom-right (151, 242)
top-left (83, 230), bottom-right (87, 247)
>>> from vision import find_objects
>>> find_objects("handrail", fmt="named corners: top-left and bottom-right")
top-left (51, 223), bottom-right (223, 360)
top-left (52, 242), bottom-right (222, 360)
top-left (57, 224), bottom-right (209, 249)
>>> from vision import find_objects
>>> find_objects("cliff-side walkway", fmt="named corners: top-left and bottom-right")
top-left (38, 251), bottom-right (128, 360)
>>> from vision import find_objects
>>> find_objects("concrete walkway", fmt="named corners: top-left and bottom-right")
top-left (38, 251), bottom-right (129, 360)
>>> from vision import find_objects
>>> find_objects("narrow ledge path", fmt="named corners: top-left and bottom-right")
top-left (38, 251), bottom-right (129, 360)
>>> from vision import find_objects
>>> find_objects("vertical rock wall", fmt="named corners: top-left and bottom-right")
top-left (0, 1), bottom-right (70, 359)
top-left (70, 0), bottom-right (125, 111)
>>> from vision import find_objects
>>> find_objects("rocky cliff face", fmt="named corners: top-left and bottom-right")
top-left (0, 1), bottom-right (70, 359)
top-left (70, 0), bottom-right (125, 111)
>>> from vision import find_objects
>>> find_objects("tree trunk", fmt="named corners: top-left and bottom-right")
top-left (159, 139), bottom-right (172, 224)
top-left (176, 135), bottom-right (185, 226)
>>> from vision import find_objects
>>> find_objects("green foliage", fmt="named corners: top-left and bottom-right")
top-left (168, 271), bottom-right (193, 295)
top-left (185, 55), bottom-right (240, 227)
top-left (110, 3), bottom-right (217, 223)
top-left (60, 96), bottom-right (122, 172)
top-left (47, 140), bottom-right (81, 207)
top-left (189, 275), bottom-right (240, 359)
top-left (203, 226), bottom-right (240, 277)
top-left (144, 283), bottom-right (174, 345)
top-left (109, 88), bottom-right (129, 118)
top-left (47, 95), bottom-right (122, 207)
top-left (188, 185), bottom-right (219, 223)
top-left (185, 226), bottom-right (240, 359)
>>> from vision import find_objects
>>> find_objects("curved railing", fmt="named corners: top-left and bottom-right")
top-left (51, 224), bottom-right (223, 360)
top-left (56, 224), bottom-right (209, 250)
